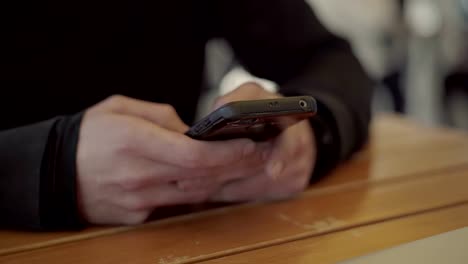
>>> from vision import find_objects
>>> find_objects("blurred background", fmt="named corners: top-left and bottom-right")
top-left (201, 0), bottom-right (468, 130)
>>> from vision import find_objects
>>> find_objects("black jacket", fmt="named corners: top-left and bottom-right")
top-left (0, 0), bottom-right (373, 229)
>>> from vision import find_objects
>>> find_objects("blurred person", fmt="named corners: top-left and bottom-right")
top-left (405, 0), bottom-right (468, 125)
top-left (444, 0), bottom-right (468, 129)
top-left (308, 0), bottom-right (406, 113)
top-left (0, 0), bottom-right (372, 229)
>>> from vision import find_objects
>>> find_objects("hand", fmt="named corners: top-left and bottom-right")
top-left (207, 83), bottom-right (317, 201)
top-left (76, 95), bottom-right (260, 225)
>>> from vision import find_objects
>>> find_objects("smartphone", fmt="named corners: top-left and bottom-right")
top-left (186, 96), bottom-right (317, 141)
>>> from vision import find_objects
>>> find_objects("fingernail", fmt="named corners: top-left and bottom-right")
top-left (243, 141), bottom-right (255, 156)
top-left (267, 161), bottom-right (284, 179)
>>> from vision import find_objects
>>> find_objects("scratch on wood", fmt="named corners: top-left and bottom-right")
top-left (277, 213), bottom-right (311, 229)
top-left (277, 214), bottom-right (345, 231)
top-left (350, 230), bottom-right (363, 238)
top-left (158, 255), bottom-right (189, 264)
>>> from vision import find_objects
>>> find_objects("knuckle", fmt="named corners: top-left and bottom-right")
top-left (122, 211), bottom-right (149, 225)
top-left (181, 145), bottom-right (207, 168)
top-left (289, 183), bottom-right (306, 195)
top-left (288, 176), bottom-right (308, 195)
top-left (157, 104), bottom-right (177, 118)
top-left (122, 193), bottom-right (149, 212)
top-left (113, 126), bottom-right (139, 153)
top-left (242, 81), bottom-right (263, 90)
top-left (241, 82), bottom-right (265, 94)
top-left (105, 95), bottom-right (128, 109)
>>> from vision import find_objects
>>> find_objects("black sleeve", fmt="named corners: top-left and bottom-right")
top-left (209, 0), bottom-right (373, 179)
top-left (0, 113), bottom-right (84, 230)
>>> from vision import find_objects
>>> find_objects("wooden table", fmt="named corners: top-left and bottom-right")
top-left (2, 114), bottom-right (468, 264)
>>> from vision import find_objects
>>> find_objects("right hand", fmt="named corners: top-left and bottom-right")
top-left (76, 95), bottom-right (259, 225)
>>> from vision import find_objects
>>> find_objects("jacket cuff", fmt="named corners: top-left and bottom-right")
top-left (308, 98), bottom-right (342, 182)
top-left (281, 90), bottom-right (356, 181)
top-left (40, 113), bottom-right (85, 230)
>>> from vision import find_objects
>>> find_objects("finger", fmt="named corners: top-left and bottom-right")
top-left (115, 136), bottom-right (270, 193)
top-left (117, 183), bottom-right (213, 211)
top-left (176, 177), bottom-right (220, 191)
top-left (173, 141), bottom-right (271, 191)
top-left (264, 128), bottom-right (295, 180)
top-left (210, 122), bottom-right (315, 202)
top-left (211, 159), bottom-right (312, 203)
top-left (103, 95), bottom-right (189, 133)
top-left (115, 160), bottom-right (209, 191)
top-left (130, 121), bottom-right (262, 168)
top-left (90, 202), bottom-right (151, 225)
top-left (267, 156), bottom-right (314, 199)
top-left (115, 156), bottom-right (254, 191)
top-left (265, 121), bottom-right (312, 179)
top-left (176, 145), bottom-right (269, 191)
top-left (210, 171), bottom-right (268, 202)
top-left (216, 141), bottom-right (272, 181)
top-left (213, 82), bottom-right (279, 109)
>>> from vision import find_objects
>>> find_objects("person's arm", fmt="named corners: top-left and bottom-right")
top-left (209, 0), bottom-right (373, 179)
top-left (0, 114), bottom-right (83, 229)
top-left (1, 95), bottom-right (270, 230)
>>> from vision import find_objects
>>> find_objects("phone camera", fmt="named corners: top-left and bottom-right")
top-left (299, 99), bottom-right (308, 109)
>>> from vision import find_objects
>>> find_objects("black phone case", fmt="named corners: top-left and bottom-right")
top-left (186, 96), bottom-right (317, 141)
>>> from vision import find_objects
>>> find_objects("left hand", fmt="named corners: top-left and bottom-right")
top-left (180, 82), bottom-right (317, 201)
